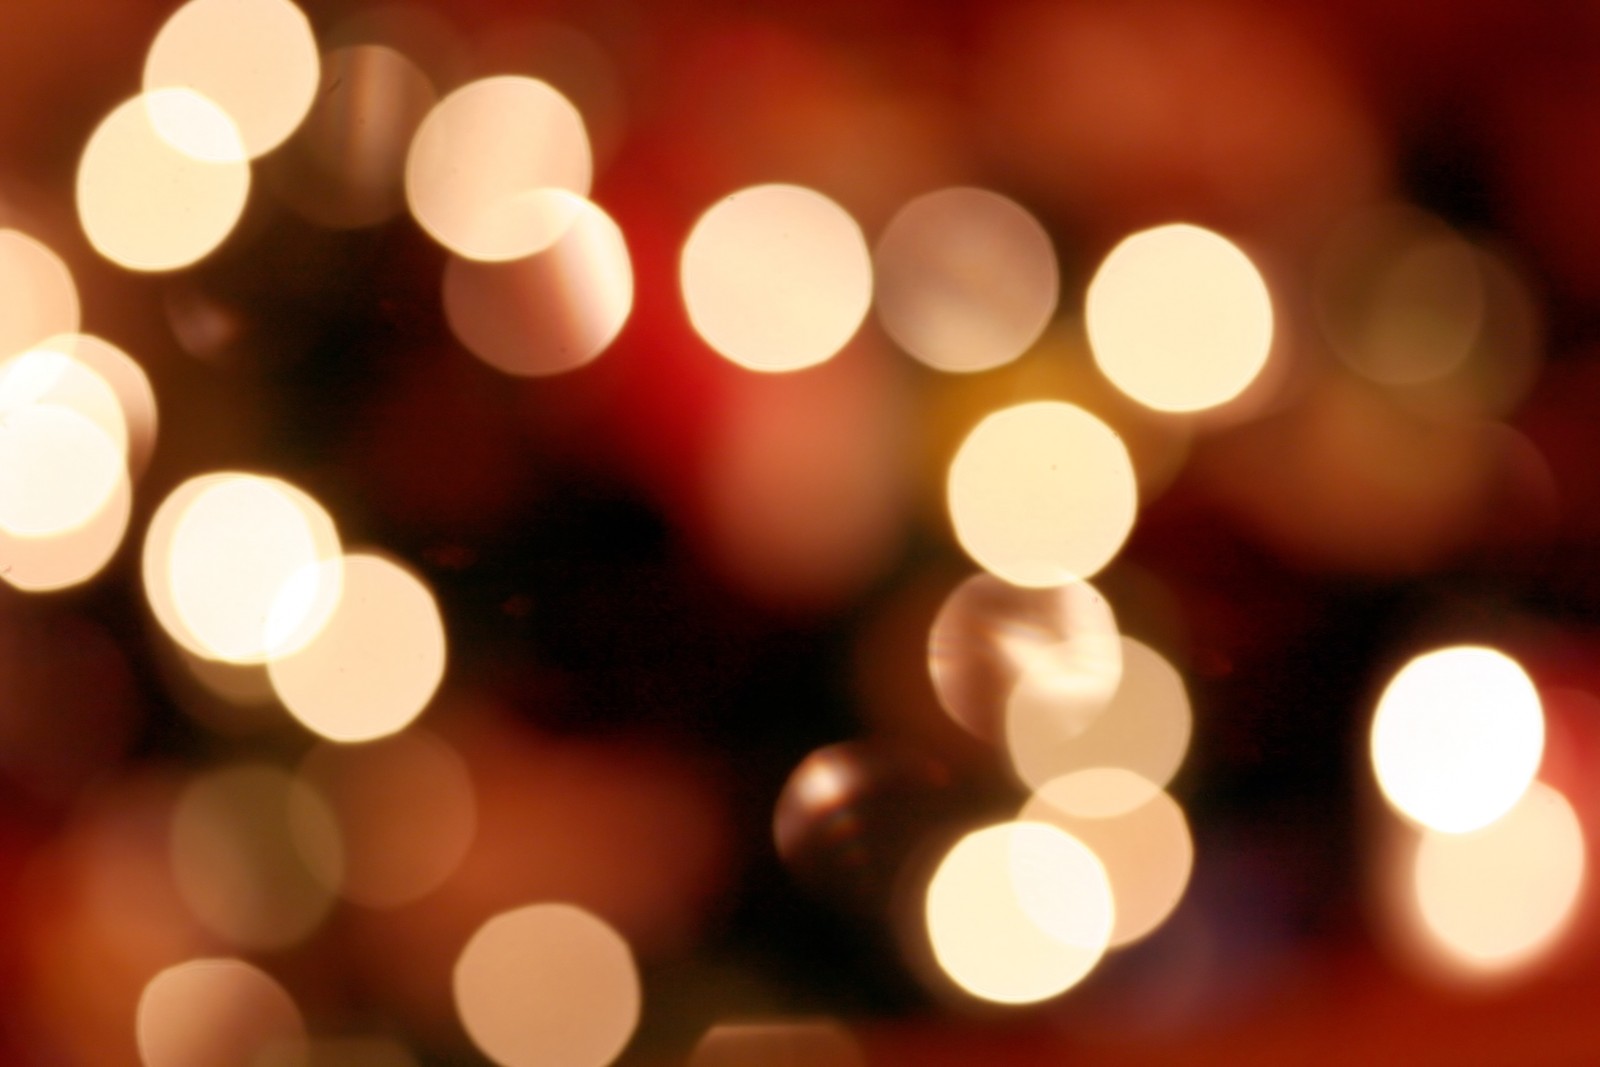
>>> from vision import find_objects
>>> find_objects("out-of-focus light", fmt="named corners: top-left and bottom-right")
top-left (680, 184), bottom-right (872, 372)
top-left (1371, 646), bottom-right (1543, 834)
top-left (169, 764), bottom-right (342, 950)
top-left (924, 820), bottom-right (1113, 1004)
top-left (77, 90), bottom-right (249, 272)
top-left (23, 334), bottom-right (159, 476)
top-left (1411, 781), bottom-right (1585, 973)
top-left (0, 230), bottom-right (79, 361)
top-left (1022, 768), bottom-right (1193, 946)
top-left (0, 344), bottom-right (129, 459)
top-left (144, 0), bottom-right (319, 158)
top-left (690, 1020), bottom-right (865, 1067)
top-left (270, 44), bottom-right (437, 229)
top-left (453, 902), bottom-right (641, 1067)
top-left (1087, 223), bottom-right (1273, 413)
top-left (406, 76), bottom-right (592, 261)
top-left (296, 730), bottom-right (475, 908)
top-left (0, 404), bottom-right (124, 537)
top-left (269, 552), bottom-right (446, 743)
top-left (946, 400), bottom-right (1137, 587)
top-left (928, 573), bottom-right (1121, 743)
top-left (143, 473), bottom-right (344, 664)
top-left (874, 187), bottom-right (1058, 373)
top-left (1007, 636), bottom-right (1191, 793)
top-left (443, 194), bottom-right (632, 376)
top-left (0, 473), bottom-right (130, 592)
top-left (136, 958), bottom-right (305, 1067)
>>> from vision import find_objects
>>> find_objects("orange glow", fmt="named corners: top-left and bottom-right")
top-left (406, 76), bottom-right (593, 261)
top-left (144, 0), bottom-right (320, 158)
top-left (928, 573), bottom-right (1121, 743)
top-left (1006, 636), bottom-right (1191, 792)
top-left (1087, 224), bottom-right (1274, 412)
top-left (269, 552), bottom-right (446, 743)
top-left (1411, 781), bottom-right (1585, 974)
top-left (1022, 768), bottom-right (1193, 946)
top-left (0, 230), bottom-right (78, 361)
top-left (681, 184), bottom-right (872, 372)
top-left (453, 902), bottom-right (641, 1067)
top-left (136, 958), bottom-right (305, 1067)
top-left (443, 194), bottom-right (633, 376)
top-left (946, 400), bottom-right (1138, 587)
top-left (691, 1020), bottom-right (865, 1067)
top-left (168, 764), bottom-right (341, 950)
top-left (143, 473), bottom-right (344, 664)
top-left (297, 730), bottom-right (476, 908)
top-left (77, 90), bottom-right (249, 272)
top-left (924, 820), bottom-right (1114, 1004)
top-left (874, 187), bottom-right (1058, 373)
top-left (1370, 646), bottom-right (1543, 834)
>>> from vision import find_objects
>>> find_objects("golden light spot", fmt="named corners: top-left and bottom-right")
top-left (1022, 768), bottom-right (1193, 946)
top-left (0, 473), bottom-right (130, 592)
top-left (680, 184), bottom-right (872, 372)
top-left (0, 405), bottom-right (124, 538)
top-left (453, 902), bottom-right (641, 1067)
top-left (0, 343), bottom-right (128, 459)
top-left (1370, 646), bottom-right (1543, 834)
top-left (690, 1020), bottom-right (865, 1067)
top-left (143, 473), bottom-right (344, 664)
top-left (269, 552), bottom-right (445, 743)
top-left (136, 958), bottom-right (305, 1067)
top-left (406, 76), bottom-right (593, 261)
top-left (145, 0), bottom-right (320, 158)
top-left (925, 821), bottom-right (1114, 1004)
top-left (1412, 781), bottom-right (1584, 973)
top-left (77, 90), bottom-right (250, 272)
top-left (0, 230), bottom-right (78, 361)
top-left (1086, 223), bottom-right (1274, 412)
top-left (928, 573), bottom-right (1121, 743)
top-left (874, 187), bottom-right (1058, 373)
top-left (946, 400), bottom-right (1137, 587)
top-left (169, 764), bottom-right (342, 950)
top-left (22, 334), bottom-right (159, 476)
top-left (296, 730), bottom-right (476, 908)
top-left (442, 194), bottom-right (632, 376)
top-left (1006, 636), bottom-right (1191, 792)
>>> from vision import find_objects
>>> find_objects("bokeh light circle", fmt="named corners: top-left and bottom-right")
top-left (924, 820), bottom-right (1114, 1004)
top-left (136, 957), bottom-right (305, 1067)
top-left (453, 902), bottom-right (641, 1067)
top-left (0, 230), bottom-right (79, 361)
top-left (681, 184), bottom-right (872, 372)
top-left (947, 400), bottom-right (1138, 587)
top-left (0, 404), bottom-right (123, 537)
top-left (1087, 223), bottom-right (1274, 412)
top-left (1370, 646), bottom-right (1544, 834)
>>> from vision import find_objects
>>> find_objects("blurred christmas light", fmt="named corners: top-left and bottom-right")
top-left (136, 957), bottom-right (305, 1067)
top-left (0, 230), bottom-right (78, 361)
top-left (690, 1019), bottom-right (866, 1067)
top-left (1370, 646), bottom-right (1544, 835)
top-left (680, 183), bottom-right (872, 372)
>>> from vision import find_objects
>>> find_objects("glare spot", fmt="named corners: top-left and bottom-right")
top-left (142, 85), bottom-right (253, 164)
top-left (406, 76), bottom-right (593, 261)
top-left (0, 472), bottom-right (130, 592)
top-left (681, 184), bottom-right (872, 372)
top-left (1087, 223), bottom-right (1274, 412)
top-left (143, 473), bottom-right (344, 664)
top-left (77, 90), bottom-right (250, 272)
top-left (928, 573), bottom-right (1121, 743)
top-left (0, 405), bottom-right (124, 537)
top-left (136, 958), bottom-right (305, 1067)
top-left (1022, 769), bottom-right (1193, 946)
top-left (169, 764), bottom-right (342, 950)
top-left (925, 820), bottom-right (1114, 1004)
top-left (295, 730), bottom-right (476, 908)
top-left (443, 194), bottom-right (632, 376)
top-left (1370, 646), bottom-right (1544, 834)
top-left (24, 334), bottom-right (159, 476)
top-left (0, 342), bottom-right (129, 459)
top-left (875, 187), bottom-right (1058, 373)
top-left (1412, 781), bottom-right (1584, 972)
top-left (1007, 636), bottom-right (1191, 793)
top-left (145, 0), bottom-right (320, 158)
top-left (947, 400), bottom-right (1137, 587)
top-left (453, 902), bottom-right (641, 1067)
top-left (690, 1020), bottom-right (865, 1067)
top-left (0, 230), bottom-right (78, 361)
